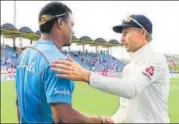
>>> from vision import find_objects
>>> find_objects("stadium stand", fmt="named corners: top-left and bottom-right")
top-left (1, 22), bottom-right (178, 81)
top-left (1, 23), bottom-right (126, 81)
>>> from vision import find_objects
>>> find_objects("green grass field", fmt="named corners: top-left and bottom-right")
top-left (1, 77), bottom-right (179, 123)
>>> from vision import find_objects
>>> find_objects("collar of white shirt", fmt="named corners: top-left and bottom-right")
top-left (130, 42), bottom-right (154, 61)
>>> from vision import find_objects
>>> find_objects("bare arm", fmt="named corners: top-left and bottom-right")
top-left (51, 103), bottom-right (112, 123)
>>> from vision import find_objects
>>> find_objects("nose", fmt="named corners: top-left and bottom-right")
top-left (120, 35), bottom-right (126, 45)
top-left (72, 31), bottom-right (74, 35)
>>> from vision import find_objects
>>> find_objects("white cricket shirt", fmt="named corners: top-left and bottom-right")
top-left (89, 42), bottom-right (170, 123)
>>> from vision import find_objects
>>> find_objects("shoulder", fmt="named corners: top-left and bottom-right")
top-left (144, 52), bottom-right (169, 74)
top-left (144, 42), bottom-right (167, 66)
top-left (147, 51), bottom-right (167, 64)
top-left (33, 41), bottom-right (67, 65)
top-left (17, 47), bottom-right (49, 74)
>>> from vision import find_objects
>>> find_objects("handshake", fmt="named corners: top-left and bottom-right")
top-left (96, 116), bottom-right (114, 123)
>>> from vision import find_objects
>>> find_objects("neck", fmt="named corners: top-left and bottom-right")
top-left (136, 39), bottom-right (148, 52)
top-left (40, 33), bottom-right (63, 50)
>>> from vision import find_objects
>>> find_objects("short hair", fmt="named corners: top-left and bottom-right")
top-left (38, 2), bottom-right (72, 33)
top-left (146, 33), bottom-right (152, 42)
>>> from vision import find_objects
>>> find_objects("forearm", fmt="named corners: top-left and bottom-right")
top-left (88, 72), bottom-right (137, 99)
top-left (54, 108), bottom-right (102, 123)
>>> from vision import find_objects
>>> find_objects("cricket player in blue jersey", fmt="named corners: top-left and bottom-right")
top-left (15, 2), bottom-right (113, 123)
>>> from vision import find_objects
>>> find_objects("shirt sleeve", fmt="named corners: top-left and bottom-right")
top-left (43, 66), bottom-right (73, 104)
top-left (89, 54), bottom-right (166, 99)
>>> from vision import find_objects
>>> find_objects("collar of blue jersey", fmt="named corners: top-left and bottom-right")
top-left (130, 42), bottom-right (154, 61)
top-left (37, 39), bottom-right (55, 45)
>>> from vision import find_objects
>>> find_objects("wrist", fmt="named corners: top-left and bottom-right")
top-left (88, 116), bottom-right (104, 123)
top-left (99, 116), bottom-right (114, 123)
top-left (83, 69), bottom-right (91, 83)
top-left (98, 116), bottom-right (104, 124)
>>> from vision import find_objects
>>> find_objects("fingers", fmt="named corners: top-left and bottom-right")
top-left (56, 74), bottom-right (71, 79)
top-left (52, 59), bottom-right (72, 66)
top-left (56, 74), bottom-right (78, 81)
top-left (66, 54), bottom-right (73, 62)
top-left (51, 63), bottom-right (71, 71)
top-left (51, 67), bottom-right (73, 75)
top-left (51, 59), bottom-right (80, 72)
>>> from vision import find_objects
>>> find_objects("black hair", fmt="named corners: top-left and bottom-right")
top-left (39, 2), bottom-right (72, 33)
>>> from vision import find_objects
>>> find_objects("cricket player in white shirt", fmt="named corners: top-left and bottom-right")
top-left (51, 14), bottom-right (170, 123)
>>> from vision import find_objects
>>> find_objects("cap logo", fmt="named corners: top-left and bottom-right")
top-left (39, 15), bottom-right (53, 25)
top-left (123, 16), bottom-right (132, 23)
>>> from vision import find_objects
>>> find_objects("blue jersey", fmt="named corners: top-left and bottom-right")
top-left (15, 39), bottom-right (75, 123)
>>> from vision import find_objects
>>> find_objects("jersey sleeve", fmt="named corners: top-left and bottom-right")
top-left (43, 66), bottom-right (73, 104)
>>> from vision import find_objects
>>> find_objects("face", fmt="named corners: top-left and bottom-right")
top-left (120, 27), bottom-right (146, 52)
top-left (57, 13), bottom-right (75, 46)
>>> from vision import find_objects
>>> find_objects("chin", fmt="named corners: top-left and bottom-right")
top-left (125, 48), bottom-right (130, 52)
top-left (63, 42), bottom-right (71, 47)
top-left (67, 43), bottom-right (72, 46)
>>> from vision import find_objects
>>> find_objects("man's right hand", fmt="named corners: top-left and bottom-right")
top-left (101, 116), bottom-right (114, 123)
top-left (86, 116), bottom-right (114, 123)
top-left (51, 56), bottom-right (91, 83)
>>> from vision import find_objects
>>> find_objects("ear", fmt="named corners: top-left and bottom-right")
top-left (141, 29), bottom-right (147, 37)
top-left (57, 19), bottom-right (63, 29)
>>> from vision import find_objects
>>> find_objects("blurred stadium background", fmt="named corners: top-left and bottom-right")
top-left (1, 10), bottom-right (179, 123)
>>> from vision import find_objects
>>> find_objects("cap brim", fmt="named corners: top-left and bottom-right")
top-left (113, 23), bottom-right (134, 33)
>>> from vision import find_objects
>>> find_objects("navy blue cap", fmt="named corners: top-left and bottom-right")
top-left (113, 14), bottom-right (153, 34)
